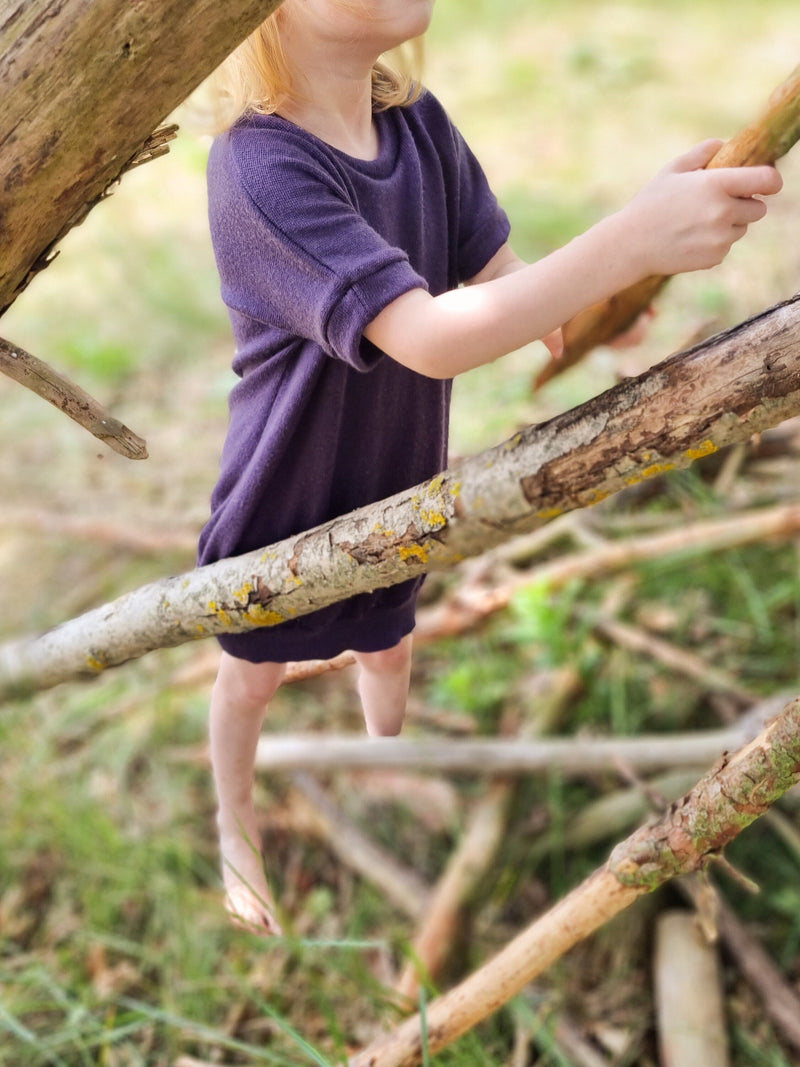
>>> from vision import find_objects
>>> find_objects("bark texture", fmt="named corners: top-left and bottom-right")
top-left (0, 336), bottom-right (148, 458)
top-left (349, 698), bottom-right (800, 1067)
top-left (534, 61), bottom-right (800, 387)
top-left (0, 0), bottom-right (282, 318)
top-left (2, 295), bottom-right (800, 699)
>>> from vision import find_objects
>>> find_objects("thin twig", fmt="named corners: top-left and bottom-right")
top-left (679, 873), bottom-right (800, 1056)
top-left (0, 336), bottom-right (147, 459)
top-left (289, 773), bottom-right (431, 921)
top-left (588, 612), bottom-right (755, 706)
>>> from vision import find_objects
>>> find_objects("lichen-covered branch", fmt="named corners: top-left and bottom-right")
top-left (2, 295), bottom-right (800, 700)
top-left (349, 698), bottom-right (800, 1067)
top-left (534, 61), bottom-right (800, 387)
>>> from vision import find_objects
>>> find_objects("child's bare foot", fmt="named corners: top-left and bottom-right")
top-left (218, 815), bottom-right (283, 936)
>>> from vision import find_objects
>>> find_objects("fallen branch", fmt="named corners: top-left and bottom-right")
top-left (589, 613), bottom-right (755, 706)
top-left (170, 502), bottom-right (800, 694)
top-left (0, 506), bottom-right (196, 554)
top-left (3, 295), bottom-right (800, 699)
top-left (0, 337), bottom-right (148, 460)
top-left (396, 668), bottom-right (581, 1001)
top-left (0, 1), bottom-right (282, 444)
top-left (534, 62), bottom-right (800, 387)
top-left (678, 873), bottom-right (800, 1056)
top-left (653, 910), bottom-right (729, 1067)
top-left (348, 696), bottom-right (800, 1067)
top-left (289, 773), bottom-right (430, 921)
top-left (396, 782), bottom-right (514, 1002)
top-left (253, 696), bottom-right (790, 776)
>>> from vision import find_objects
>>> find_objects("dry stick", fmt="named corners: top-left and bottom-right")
top-left (289, 773), bottom-right (430, 922)
top-left (253, 732), bottom-right (728, 777)
top-left (653, 911), bottom-right (730, 1067)
top-left (395, 782), bottom-right (515, 1002)
top-left (3, 295), bottom-right (800, 701)
top-left (589, 613), bottom-right (756, 706)
top-left (172, 502), bottom-right (800, 693)
top-left (563, 769), bottom-right (703, 852)
top-left (534, 61), bottom-right (800, 388)
top-left (0, 0), bottom-right (281, 438)
top-left (396, 669), bottom-right (581, 1001)
top-left (679, 874), bottom-right (800, 1056)
top-left (0, 124), bottom-right (176, 458)
top-left (348, 697), bottom-right (800, 1067)
top-left (0, 337), bottom-right (148, 460)
top-left (0, 506), bottom-right (196, 554)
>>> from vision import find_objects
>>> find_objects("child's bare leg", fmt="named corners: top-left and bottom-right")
top-left (209, 652), bottom-right (286, 934)
top-left (353, 634), bottom-right (413, 737)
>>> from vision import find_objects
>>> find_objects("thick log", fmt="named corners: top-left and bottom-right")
top-left (1, 295), bottom-right (800, 699)
top-left (0, 0), bottom-right (282, 318)
top-left (534, 62), bottom-right (800, 387)
top-left (349, 698), bottom-right (800, 1067)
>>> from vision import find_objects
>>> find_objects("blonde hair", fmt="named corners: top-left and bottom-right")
top-left (211, 5), bottom-right (424, 133)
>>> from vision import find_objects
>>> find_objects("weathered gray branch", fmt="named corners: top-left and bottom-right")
top-left (2, 295), bottom-right (800, 700)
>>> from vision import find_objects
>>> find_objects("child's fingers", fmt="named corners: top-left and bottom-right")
top-left (542, 327), bottom-right (564, 360)
top-left (714, 164), bottom-right (784, 198)
top-left (667, 139), bottom-right (725, 173)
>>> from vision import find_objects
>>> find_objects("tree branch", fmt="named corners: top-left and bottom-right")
top-left (0, 337), bottom-right (148, 459)
top-left (2, 295), bottom-right (800, 699)
top-left (348, 696), bottom-right (800, 1067)
top-left (0, 0), bottom-right (282, 439)
top-left (534, 62), bottom-right (800, 387)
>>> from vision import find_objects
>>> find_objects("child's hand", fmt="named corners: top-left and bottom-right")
top-left (542, 328), bottom-right (564, 359)
top-left (621, 140), bottom-right (783, 277)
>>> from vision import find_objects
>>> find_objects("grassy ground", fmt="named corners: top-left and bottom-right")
top-left (2, 1), bottom-right (800, 1064)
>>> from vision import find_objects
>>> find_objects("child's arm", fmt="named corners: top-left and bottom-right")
top-left (364, 141), bottom-right (782, 380)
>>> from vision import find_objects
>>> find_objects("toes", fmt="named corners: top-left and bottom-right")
top-left (224, 886), bottom-right (283, 937)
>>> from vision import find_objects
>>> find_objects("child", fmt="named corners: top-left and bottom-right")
top-left (198, 0), bottom-right (782, 934)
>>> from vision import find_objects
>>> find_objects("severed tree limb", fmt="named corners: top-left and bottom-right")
top-left (250, 695), bottom-right (791, 776)
top-left (588, 613), bottom-right (756, 706)
top-left (0, 0), bottom-right (283, 317)
top-left (534, 62), bottom-right (800, 388)
top-left (169, 501), bottom-right (800, 693)
top-left (0, 506), bottom-right (196, 554)
top-left (0, 0), bottom-right (283, 440)
top-left (348, 697), bottom-right (800, 1067)
top-left (3, 294), bottom-right (800, 699)
top-left (251, 691), bottom-right (797, 776)
top-left (678, 873), bottom-right (800, 1056)
top-left (0, 336), bottom-right (148, 459)
top-left (653, 910), bottom-right (729, 1067)
top-left (396, 668), bottom-right (584, 1001)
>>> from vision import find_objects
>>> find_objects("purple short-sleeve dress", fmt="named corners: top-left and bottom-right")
top-left (198, 89), bottom-right (510, 662)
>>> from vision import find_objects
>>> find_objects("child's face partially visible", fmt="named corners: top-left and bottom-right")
top-left (282, 0), bottom-right (434, 54)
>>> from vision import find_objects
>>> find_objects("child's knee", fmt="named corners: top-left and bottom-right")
top-left (214, 655), bottom-right (286, 710)
top-left (356, 635), bottom-right (412, 676)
